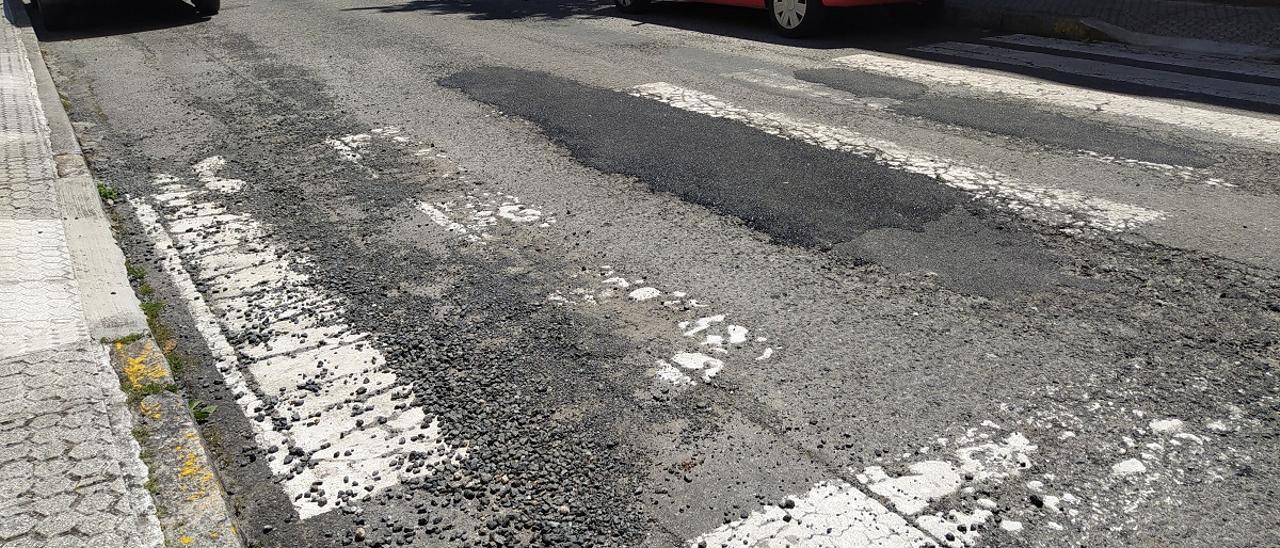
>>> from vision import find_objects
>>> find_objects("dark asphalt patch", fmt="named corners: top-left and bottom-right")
top-left (795, 68), bottom-right (1215, 168)
top-left (442, 66), bottom-right (1063, 296)
top-left (442, 67), bottom-right (966, 247)
top-left (834, 207), bottom-right (1063, 298)
top-left (794, 67), bottom-right (927, 99)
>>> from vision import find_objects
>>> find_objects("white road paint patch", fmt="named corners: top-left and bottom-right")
top-left (549, 266), bottom-right (774, 387)
top-left (629, 82), bottom-right (1163, 233)
top-left (694, 425), bottom-right (1039, 547)
top-left (831, 53), bottom-right (1280, 147)
top-left (627, 287), bottom-right (661, 301)
top-left (668, 352), bottom-right (724, 381)
top-left (917, 507), bottom-right (992, 546)
top-left (1074, 150), bottom-right (1229, 187)
top-left (1149, 418), bottom-right (1186, 433)
top-left (861, 461), bottom-right (962, 515)
top-left (417, 192), bottom-right (556, 243)
top-left (1111, 458), bottom-right (1147, 477)
top-left (133, 165), bottom-right (458, 520)
top-left (191, 156), bottom-right (245, 193)
top-left (723, 68), bottom-right (897, 109)
top-left (322, 126), bottom-right (412, 178)
top-left (689, 480), bottom-right (936, 548)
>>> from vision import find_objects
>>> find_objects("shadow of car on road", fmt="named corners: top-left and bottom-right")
top-left (28, 0), bottom-right (209, 41)
top-left (343, 0), bottom-right (956, 49)
top-left (350, 0), bottom-right (1280, 114)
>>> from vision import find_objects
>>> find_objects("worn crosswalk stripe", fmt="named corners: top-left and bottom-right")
top-left (913, 42), bottom-right (1280, 108)
top-left (690, 481), bottom-right (936, 548)
top-left (628, 82), bottom-right (1163, 233)
top-left (984, 34), bottom-right (1280, 81)
top-left (131, 161), bottom-right (458, 519)
top-left (831, 53), bottom-right (1280, 146)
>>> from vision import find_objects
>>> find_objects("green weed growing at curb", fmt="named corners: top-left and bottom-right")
top-left (96, 182), bottom-right (118, 201)
top-left (188, 400), bottom-right (217, 424)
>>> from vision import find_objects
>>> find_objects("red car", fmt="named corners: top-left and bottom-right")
top-left (615, 0), bottom-right (942, 37)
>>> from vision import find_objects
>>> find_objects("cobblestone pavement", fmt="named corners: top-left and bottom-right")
top-left (951, 0), bottom-right (1280, 48)
top-left (0, 11), bottom-right (164, 548)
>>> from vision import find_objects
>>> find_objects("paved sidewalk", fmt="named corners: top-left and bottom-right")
top-left (0, 6), bottom-right (165, 548)
top-left (950, 0), bottom-right (1280, 49)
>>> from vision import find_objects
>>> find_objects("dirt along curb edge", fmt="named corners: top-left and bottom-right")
top-left (7, 0), bottom-right (246, 545)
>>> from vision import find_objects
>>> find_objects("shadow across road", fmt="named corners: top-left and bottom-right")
top-left (344, 0), bottom-right (956, 48)
top-left (28, 0), bottom-right (208, 41)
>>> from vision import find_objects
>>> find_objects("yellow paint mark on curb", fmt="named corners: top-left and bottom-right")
top-left (122, 341), bottom-right (168, 390)
top-left (139, 400), bottom-right (161, 420)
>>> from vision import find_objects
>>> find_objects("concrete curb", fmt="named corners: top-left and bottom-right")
top-left (6, 1), bottom-right (245, 546)
top-left (109, 338), bottom-right (243, 548)
top-left (946, 5), bottom-right (1280, 62)
top-left (7, 0), bottom-right (148, 342)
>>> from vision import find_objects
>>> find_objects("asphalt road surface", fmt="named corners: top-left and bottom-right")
top-left (31, 0), bottom-right (1280, 546)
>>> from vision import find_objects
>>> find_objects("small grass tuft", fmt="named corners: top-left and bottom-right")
top-left (140, 300), bottom-right (164, 320)
top-left (111, 332), bottom-right (146, 345)
top-left (96, 182), bottom-right (119, 201)
top-left (125, 262), bottom-right (146, 281)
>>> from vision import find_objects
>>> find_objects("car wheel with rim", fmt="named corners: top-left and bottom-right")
top-left (194, 0), bottom-right (220, 16)
top-left (614, 0), bottom-right (650, 14)
top-left (766, 0), bottom-right (824, 38)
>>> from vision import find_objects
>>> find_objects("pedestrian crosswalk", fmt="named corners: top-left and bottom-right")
top-left (654, 35), bottom-right (1280, 548)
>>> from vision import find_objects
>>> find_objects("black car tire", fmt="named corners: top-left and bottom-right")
top-left (766, 0), bottom-right (825, 37)
top-left (194, 0), bottom-right (220, 16)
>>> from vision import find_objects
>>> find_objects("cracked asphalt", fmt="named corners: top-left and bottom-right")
top-left (28, 0), bottom-right (1280, 546)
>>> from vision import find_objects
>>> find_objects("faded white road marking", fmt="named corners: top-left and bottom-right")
top-left (690, 480), bottom-right (936, 548)
top-left (831, 53), bottom-right (1280, 147)
top-left (133, 168), bottom-right (457, 520)
top-left (1074, 150), bottom-right (1229, 187)
top-left (724, 69), bottom-right (897, 108)
top-left (549, 266), bottom-right (773, 387)
top-left (693, 425), bottom-right (1040, 547)
top-left (417, 192), bottom-right (555, 243)
top-left (192, 156), bottom-right (245, 193)
top-left (914, 42), bottom-right (1280, 108)
top-left (986, 34), bottom-right (1280, 81)
top-left (629, 82), bottom-right (1164, 233)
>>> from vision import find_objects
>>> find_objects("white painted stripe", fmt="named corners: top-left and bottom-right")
top-left (723, 69), bottom-right (896, 109)
top-left (133, 166), bottom-right (458, 520)
top-left (691, 481), bottom-right (936, 548)
top-left (629, 82), bottom-right (1163, 233)
top-left (831, 53), bottom-right (1280, 146)
top-left (986, 34), bottom-right (1280, 81)
top-left (913, 42), bottom-right (1280, 108)
top-left (691, 427), bottom-right (1038, 547)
